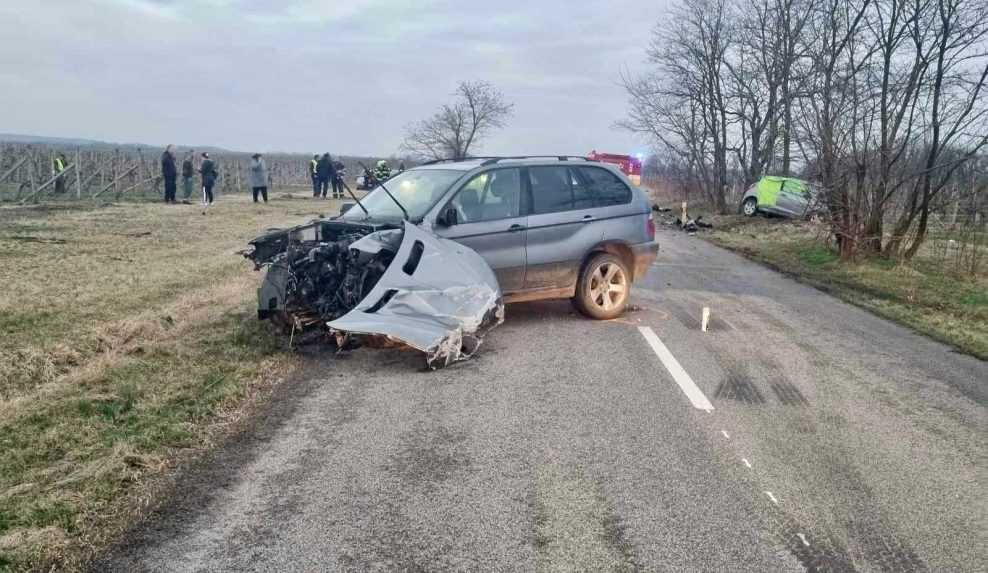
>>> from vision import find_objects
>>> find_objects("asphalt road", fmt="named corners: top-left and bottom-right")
top-left (96, 229), bottom-right (988, 573)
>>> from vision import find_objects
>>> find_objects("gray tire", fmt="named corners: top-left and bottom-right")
top-left (573, 253), bottom-right (630, 320)
top-left (742, 197), bottom-right (758, 217)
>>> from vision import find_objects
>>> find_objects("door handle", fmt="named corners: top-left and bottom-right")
top-left (582, 215), bottom-right (595, 223)
top-left (508, 224), bottom-right (526, 232)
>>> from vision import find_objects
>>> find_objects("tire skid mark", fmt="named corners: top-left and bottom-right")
top-left (646, 290), bottom-right (931, 572)
top-left (713, 358), bottom-right (768, 405)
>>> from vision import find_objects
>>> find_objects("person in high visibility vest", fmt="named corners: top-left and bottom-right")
top-left (53, 154), bottom-right (67, 194)
top-left (309, 154), bottom-right (319, 197)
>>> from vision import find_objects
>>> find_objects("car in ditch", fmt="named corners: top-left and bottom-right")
top-left (740, 176), bottom-right (824, 219)
top-left (243, 155), bottom-right (659, 367)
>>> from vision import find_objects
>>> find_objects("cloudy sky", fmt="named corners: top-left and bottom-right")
top-left (1, 0), bottom-right (669, 156)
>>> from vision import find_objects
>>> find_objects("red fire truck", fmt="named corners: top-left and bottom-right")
top-left (587, 150), bottom-right (643, 186)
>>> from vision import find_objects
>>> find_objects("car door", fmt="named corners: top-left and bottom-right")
top-left (777, 179), bottom-right (810, 217)
top-left (524, 165), bottom-right (602, 290)
top-left (432, 168), bottom-right (528, 292)
top-left (755, 177), bottom-right (784, 214)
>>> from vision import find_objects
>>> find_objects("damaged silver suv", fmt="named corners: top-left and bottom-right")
top-left (244, 156), bottom-right (658, 366)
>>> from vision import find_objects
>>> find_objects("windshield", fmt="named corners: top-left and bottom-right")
top-left (343, 169), bottom-right (463, 221)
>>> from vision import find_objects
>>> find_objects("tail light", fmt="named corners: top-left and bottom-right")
top-left (646, 216), bottom-right (656, 239)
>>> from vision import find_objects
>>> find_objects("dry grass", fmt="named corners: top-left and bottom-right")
top-left (0, 193), bottom-right (337, 571)
top-left (704, 215), bottom-right (988, 360)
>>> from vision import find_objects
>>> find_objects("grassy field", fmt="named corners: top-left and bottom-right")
top-left (0, 192), bottom-right (332, 571)
top-left (702, 214), bottom-right (988, 360)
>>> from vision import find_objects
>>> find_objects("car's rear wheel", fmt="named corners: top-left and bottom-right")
top-left (742, 197), bottom-right (758, 217)
top-left (573, 253), bottom-right (630, 320)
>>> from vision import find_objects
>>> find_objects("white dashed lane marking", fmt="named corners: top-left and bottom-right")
top-left (638, 326), bottom-right (714, 412)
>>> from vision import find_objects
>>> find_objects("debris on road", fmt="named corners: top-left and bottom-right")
top-left (651, 202), bottom-right (714, 234)
top-left (243, 218), bottom-right (503, 368)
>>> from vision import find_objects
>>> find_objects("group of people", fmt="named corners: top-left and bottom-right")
top-left (309, 153), bottom-right (346, 199)
top-left (160, 145), bottom-right (219, 212)
top-left (160, 147), bottom-right (405, 210)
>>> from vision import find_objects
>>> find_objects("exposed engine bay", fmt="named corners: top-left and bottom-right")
top-left (243, 218), bottom-right (504, 368)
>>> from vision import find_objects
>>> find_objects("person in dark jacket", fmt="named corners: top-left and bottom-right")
top-left (309, 154), bottom-right (319, 197)
top-left (181, 151), bottom-right (195, 200)
top-left (199, 152), bottom-right (218, 214)
top-left (248, 153), bottom-right (269, 203)
top-left (315, 153), bottom-right (336, 199)
top-left (161, 145), bottom-right (177, 203)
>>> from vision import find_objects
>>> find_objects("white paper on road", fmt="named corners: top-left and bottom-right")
top-left (638, 326), bottom-right (714, 412)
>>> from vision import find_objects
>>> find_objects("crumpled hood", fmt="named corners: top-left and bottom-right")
top-left (327, 222), bottom-right (504, 369)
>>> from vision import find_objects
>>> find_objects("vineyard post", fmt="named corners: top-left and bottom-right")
top-left (98, 153), bottom-right (105, 198)
top-left (137, 148), bottom-right (146, 197)
top-left (75, 148), bottom-right (82, 198)
top-left (112, 149), bottom-right (119, 197)
top-left (29, 149), bottom-right (38, 200)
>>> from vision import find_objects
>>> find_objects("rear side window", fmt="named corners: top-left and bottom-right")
top-left (578, 166), bottom-right (632, 206)
top-left (529, 166), bottom-right (573, 214)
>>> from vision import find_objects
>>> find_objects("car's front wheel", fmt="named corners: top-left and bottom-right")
top-left (742, 197), bottom-right (758, 217)
top-left (573, 253), bottom-right (630, 320)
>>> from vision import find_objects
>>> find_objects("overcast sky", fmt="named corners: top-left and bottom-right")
top-left (1, 0), bottom-right (669, 157)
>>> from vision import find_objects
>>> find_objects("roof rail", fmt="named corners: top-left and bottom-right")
top-left (419, 156), bottom-right (503, 166)
top-left (480, 155), bottom-right (596, 166)
top-left (418, 155), bottom-right (599, 167)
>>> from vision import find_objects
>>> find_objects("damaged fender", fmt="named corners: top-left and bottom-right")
top-left (328, 222), bottom-right (504, 369)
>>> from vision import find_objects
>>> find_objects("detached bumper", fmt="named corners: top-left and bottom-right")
top-left (632, 241), bottom-right (659, 281)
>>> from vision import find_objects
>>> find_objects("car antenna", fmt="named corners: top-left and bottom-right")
top-left (339, 178), bottom-right (369, 216)
top-left (359, 161), bottom-right (408, 221)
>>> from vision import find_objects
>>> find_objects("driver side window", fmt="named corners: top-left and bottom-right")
top-left (449, 169), bottom-right (522, 223)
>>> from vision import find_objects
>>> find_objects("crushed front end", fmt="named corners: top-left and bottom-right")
top-left (243, 218), bottom-right (504, 368)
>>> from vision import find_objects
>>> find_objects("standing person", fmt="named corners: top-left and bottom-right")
top-left (53, 153), bottom-right (68, 194)
top-left (328, 154), bottom-right (343, 199)
top-left (398, 161), bottom-right (406, 173)
top-left (316, 153), bottom-right (334, 199)
top-left (161, 145), bottom-right (177, 203)
top-left (309, 154), bottom-right (320, 197)
top-left (181, 150), bottom-right (195, 201)
top-left (199, 152), bottom-right (218, 214)
top-left (248, 153), bottom-right (269, 203)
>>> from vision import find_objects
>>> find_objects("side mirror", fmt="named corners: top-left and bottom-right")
top-left (339, 202), bottom-right (355, 215)
top-left (437, 206), bottom-right (458, 227)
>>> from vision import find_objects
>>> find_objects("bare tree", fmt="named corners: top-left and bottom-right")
top-left (886, 0), bottom-right (988, 258)
top-left (726, 0), bottom-right (813, 184)
top-left (628, 0), bottom-right (986, 258)
top-left (621, 0), bottom-right (734, 213)
top-left (402, 81), bottom-right (514, 160)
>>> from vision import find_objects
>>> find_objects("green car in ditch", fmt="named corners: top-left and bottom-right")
top-left (739, 176), bottom-right (823, 219)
